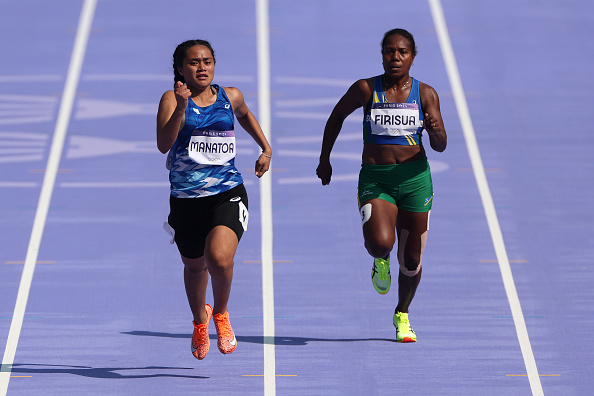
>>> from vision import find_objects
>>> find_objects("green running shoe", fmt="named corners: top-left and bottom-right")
top-left (371, 256), bottom-right (391, 294)
top-left (393, 311), bottom-right (417, 343)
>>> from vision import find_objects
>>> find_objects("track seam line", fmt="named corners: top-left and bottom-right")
top-left (255, 0), bottom-right (276, 395)
top-left (427, 1), bottom-right (544, 395)
top-left (0, 1), bottom-right (97, 394)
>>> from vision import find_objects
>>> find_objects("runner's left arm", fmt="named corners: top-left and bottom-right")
top-left (226, 87), bottom-right (272, 178)
top-left (420, 83), bottom-right (447, 152)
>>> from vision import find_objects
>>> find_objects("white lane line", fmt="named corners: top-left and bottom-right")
top-left (255, 0), bottom-right (276, 395)
top-left (0, 75), bottom-right (63, 83)
top-left (60, 181), bottom-right (169, 188)
top-left (81, 73), bottom-right (254, 82)
top-left (0, 182), bottom-right (38, 188)
top-left (0, 1), bottom-right (97, 394)
top-left (0, 94), bottom-right (57, 103)
top-left (58, 180), bottom-right (254, 188)
top-left (427, 1), bottom-right (544, 395)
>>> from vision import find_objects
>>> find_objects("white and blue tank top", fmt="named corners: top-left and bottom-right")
top-left (363, 76), bottom-right (424, 145)
top-left (166, 85), bottom-right (243, 198)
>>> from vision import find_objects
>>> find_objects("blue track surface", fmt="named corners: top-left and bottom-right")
top-left (1, 1), bottom-right (593, 395)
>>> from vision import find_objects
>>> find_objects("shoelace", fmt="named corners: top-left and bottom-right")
top-left (193, 323), bottom-right (208, 344)
top-left (375, 260), bottom-right (389, 280)
top-left (397, 317), bottom-right (413, 333)
top-left (215, 316), bottom-right (234, 339)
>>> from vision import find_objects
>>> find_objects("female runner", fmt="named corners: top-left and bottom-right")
top-left (317, 29), bottom-right (447, 342)
top-left (157, 39), bottom-right (272, 359)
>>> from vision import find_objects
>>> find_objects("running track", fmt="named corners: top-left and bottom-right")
top-left (1, 1), bottom-right (593, 395)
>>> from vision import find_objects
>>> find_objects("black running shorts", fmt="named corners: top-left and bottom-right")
top-left (167, 184), bottom-right (249, 259)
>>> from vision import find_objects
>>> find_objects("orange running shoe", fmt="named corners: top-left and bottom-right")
top-left (213, 311), bottom-right (237, 354)
top-left (191, 304), bottom-right (213, 360)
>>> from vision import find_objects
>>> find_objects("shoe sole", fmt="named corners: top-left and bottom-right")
top-left (218, 339), bottom-right (237, 354)
top-left (373, 285), bottom-right (390, 295)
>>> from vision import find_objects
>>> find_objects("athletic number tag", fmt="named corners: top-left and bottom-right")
top-left (368, 103), bottom-right (422, 136)
top-left (238, 201), bottom-right (249, 231)
top-left (360, 203), bottom-right (372, 226)
top-left (188, 130), bottom-right (236, 165)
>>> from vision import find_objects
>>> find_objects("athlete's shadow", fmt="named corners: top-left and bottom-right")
top-left (122, 331), bottom-right (395, 345)
top-left (6, 363), bottom-right (207, 379)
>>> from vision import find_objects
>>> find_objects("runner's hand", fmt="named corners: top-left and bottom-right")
top-left (316, 160), bottom-right (332, 185)
top-left (424, 112), bottom-right (440, 133)
top-left (174, 81), bottom-right (191, 110)
top-left (255, 154), bottom-right (271, 178)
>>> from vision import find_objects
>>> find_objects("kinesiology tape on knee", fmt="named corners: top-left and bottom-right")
top-left (397, 229), bottom-right (427, 277)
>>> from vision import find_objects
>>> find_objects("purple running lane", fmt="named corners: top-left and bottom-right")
top-left (1, 0), bottom-right (593, 395)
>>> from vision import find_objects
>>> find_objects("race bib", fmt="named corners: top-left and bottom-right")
top-left (367, 103), bottom-right (422, 136)
top-left (188, 130), bottom-right (236, 165)
top-left (238, 200), bottom-right (249, 231)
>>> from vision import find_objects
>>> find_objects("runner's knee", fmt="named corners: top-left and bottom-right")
top-left (365, 235), bottom-right (394, 259)
top-left (183, 259), bottom-right (208, 277)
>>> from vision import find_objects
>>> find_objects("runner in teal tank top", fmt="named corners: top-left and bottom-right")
top-left (317, 29), bottom-right (448, 343)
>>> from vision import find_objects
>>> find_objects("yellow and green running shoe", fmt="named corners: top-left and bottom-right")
top-left (371, 256), bottom-right (391, 294)
top-left (393, 311), bottom-right (417, 343)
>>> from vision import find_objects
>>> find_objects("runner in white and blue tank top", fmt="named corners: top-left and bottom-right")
top-left (157, 39), bottom-right (272, 361)
top-left (166, 84), bottom-right (243, 198)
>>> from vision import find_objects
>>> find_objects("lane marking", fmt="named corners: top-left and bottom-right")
top-left (29, 169), bottom-right (73, 173)
top-left (0, 1), bottom-right (97, 394)
top-left (0, 75), bottom-right (62, 83)
top-left (6, 261), bottom-right (55, 265)
top-left (255, 0), bottom-right (276, 395)
top-left (428, 1), bottom-right (544, 395)
top-left (0, 182), bottom-right (37, 188)
top-left (60, 181), bottom-right (170, 188)
top-left (507, 374), bottom-right (560, 377)
top-left (0, 95), bottom-right (57, 126)
top-left (81, 73), bottom-right (254, 82)
top-left (243, 375), bottom-right (297, 377)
